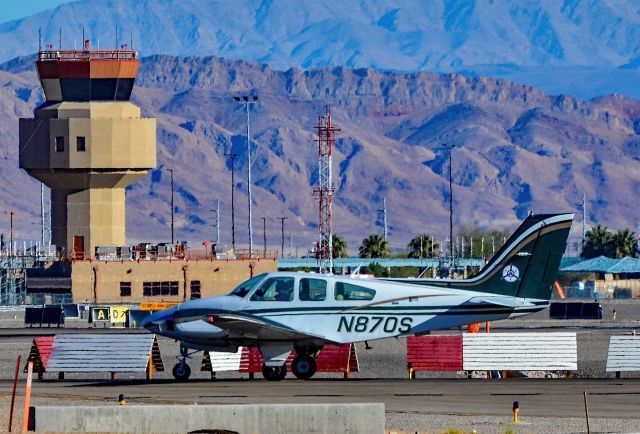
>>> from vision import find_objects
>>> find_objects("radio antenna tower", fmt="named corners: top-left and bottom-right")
top-left (313, 109), bottom-right (340, 274)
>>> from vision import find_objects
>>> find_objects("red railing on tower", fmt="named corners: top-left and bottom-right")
top-left (37, 50), bottom-right (137, 61)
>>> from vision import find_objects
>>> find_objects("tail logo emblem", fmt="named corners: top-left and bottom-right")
top-left (502, 264), bottom-right (520, 282)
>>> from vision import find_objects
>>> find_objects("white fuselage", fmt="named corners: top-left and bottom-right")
top-left (144, 272), bottom-right (546, 348)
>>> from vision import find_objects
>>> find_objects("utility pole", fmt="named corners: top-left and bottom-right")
top-left (167, 169), bottom-right (175, 244)
top-left (278, 217), bottom-right (287, 258)
top-left (9, 211), bottom-right (14, 257)
top-left (210, 200), bottom-right (220, 247)
top-left (216, 198), bottom-right (220, 246)
top-left (442, 144), bottom-right (456, 259)
top-left (378, 198), bottom-right (388, 240)
top-left (261, 217), bottom-right (267, 258)
top-left (167, 168), bottom-right (175, 244)
top-left (289, 231), bottom-right (293, 259)
top-left (224, 152), bottom-right (237, 251)
top-left (384, 198), bottom-right (388, 240)
top-left (234, 96), bottom-right (258, 257)
top-left (40, 183), bottom-right (45, 249)
top-left (582, 193), bottom-right (587, 247)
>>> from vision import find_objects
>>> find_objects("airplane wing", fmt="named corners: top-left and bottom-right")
top-left (174, 308), bottom-right (330, 343)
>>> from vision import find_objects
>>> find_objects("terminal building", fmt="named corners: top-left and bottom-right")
top-left (15, 46), bottom-right (276, 305)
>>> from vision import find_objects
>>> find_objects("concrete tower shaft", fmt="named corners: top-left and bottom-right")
top-left (19, 50), bottom-right (156, 258)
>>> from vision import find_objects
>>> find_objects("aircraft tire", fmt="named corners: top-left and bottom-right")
top-left (291, 355), bottom-right (317, 380)
top-left (172, 362), bottom-right (191, 381)
top-left (261, 363), bottom-right (287, 381)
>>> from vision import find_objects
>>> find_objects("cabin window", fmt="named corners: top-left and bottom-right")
top-left (334, 282), bottom-right (376, 301)
top-left (55, 136), bottom-right (65, 152)
top-left (76, 136), bottom-right (86, 151)
top-left (250, 277), bottom-right (294, 302)
top-left (119, 281), bottom-right (131, 297)
top-left (190, 280), bottom-right (201, 299)
top-left (299, 278), bottom-right (326, 301)
top-left (229, 273), bottom-right (266, 297)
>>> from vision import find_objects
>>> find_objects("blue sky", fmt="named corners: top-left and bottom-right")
top-left (0, 0), bottom-right (75, 23)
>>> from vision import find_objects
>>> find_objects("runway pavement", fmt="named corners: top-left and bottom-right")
top-left (1, 377), bottom-right (639, 419)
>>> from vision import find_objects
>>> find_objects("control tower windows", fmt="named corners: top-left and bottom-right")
top-left (76, 136), bottom-right (86, 151)
top-left (55, 136), bottom-right (65, 152)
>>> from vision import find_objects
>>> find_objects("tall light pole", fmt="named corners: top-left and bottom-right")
top-left (234, 95), bottom-right (258, 256)
top-left (261, 217), bottom-right (267, 258)
top-left (216, 198), bottom-right (220, 247)
top-left (167, 168), bottom-right (174, 244)
top-left (210, 199), bottom-right (220, 247)
top-left (225, 152), bottom-right (237, 251)
top-left (582, 192), bottom-right (587, 247)
top-left (378, 197), bottom-right (388, 240)
top-left (442, 144), bottom-right (456, 259)
top-left (278, 217), bottom-right (287, 258)
top-left (9, 211), bottom-right (14, 257)
top-left (383, 198), bottom-right (388, 240)
top-left (40, 183), bottom-right (45, 248)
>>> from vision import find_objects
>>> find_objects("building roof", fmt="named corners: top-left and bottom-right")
top-left (561, 256), bottom-right (640, 273)
top-left (560, 257), bottom-right (583, 269)
top-left (278, 257), bottom-right (485, 269)
top-left (608, 257), bottom-right (640, 274)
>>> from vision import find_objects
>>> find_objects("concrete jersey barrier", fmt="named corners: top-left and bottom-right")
top-left (30, 403), bottom-right (385, 433)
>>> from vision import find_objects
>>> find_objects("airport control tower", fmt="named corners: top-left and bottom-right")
top-left (19, 47), bottom-right (156, 258)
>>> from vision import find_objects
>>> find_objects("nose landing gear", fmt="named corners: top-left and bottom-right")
top-left (172, 346), bottom-right (194, 381)
top-left (261, 363), bottom-right (287, 381)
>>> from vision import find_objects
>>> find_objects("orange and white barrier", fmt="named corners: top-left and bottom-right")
top-left (202, 344), bottom-right (359, 379)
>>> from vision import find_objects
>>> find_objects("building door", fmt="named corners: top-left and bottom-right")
top-left (73, 236), bottom-right (85, 259)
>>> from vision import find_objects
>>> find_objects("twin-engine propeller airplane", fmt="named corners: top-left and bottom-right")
top-left (143, 213), bottom-right (573, 381)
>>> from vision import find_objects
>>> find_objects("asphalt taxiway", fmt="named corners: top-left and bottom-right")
top-left (2, 378), bottom-right (639, 420)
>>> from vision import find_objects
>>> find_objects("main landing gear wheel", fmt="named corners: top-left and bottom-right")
top-left (291, 355), bottom-right (317, 380)
top-left (262, 363), bottom-right (287, 381)
top-left (172, 362), bottom-right (191, 381)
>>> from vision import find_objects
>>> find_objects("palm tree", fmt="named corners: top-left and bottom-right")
top-left (331, 234), bottom-right (349, 258)
top-left (407, 234), bottom-right (440, 258)
top-left (359, 234), bottom-right (390, 258)
top-left (582, 225), bottom-right (613, 258)
top-left (611, 229), bottom-right (638, 258)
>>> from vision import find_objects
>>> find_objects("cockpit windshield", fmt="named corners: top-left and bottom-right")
top-left (229, 274), bottom-right (266, 297)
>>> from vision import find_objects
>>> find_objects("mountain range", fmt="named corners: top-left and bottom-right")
top-left (0, 0), bottom-right (639, 98)
top-left (2, 54), bottom-right (640, 254)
